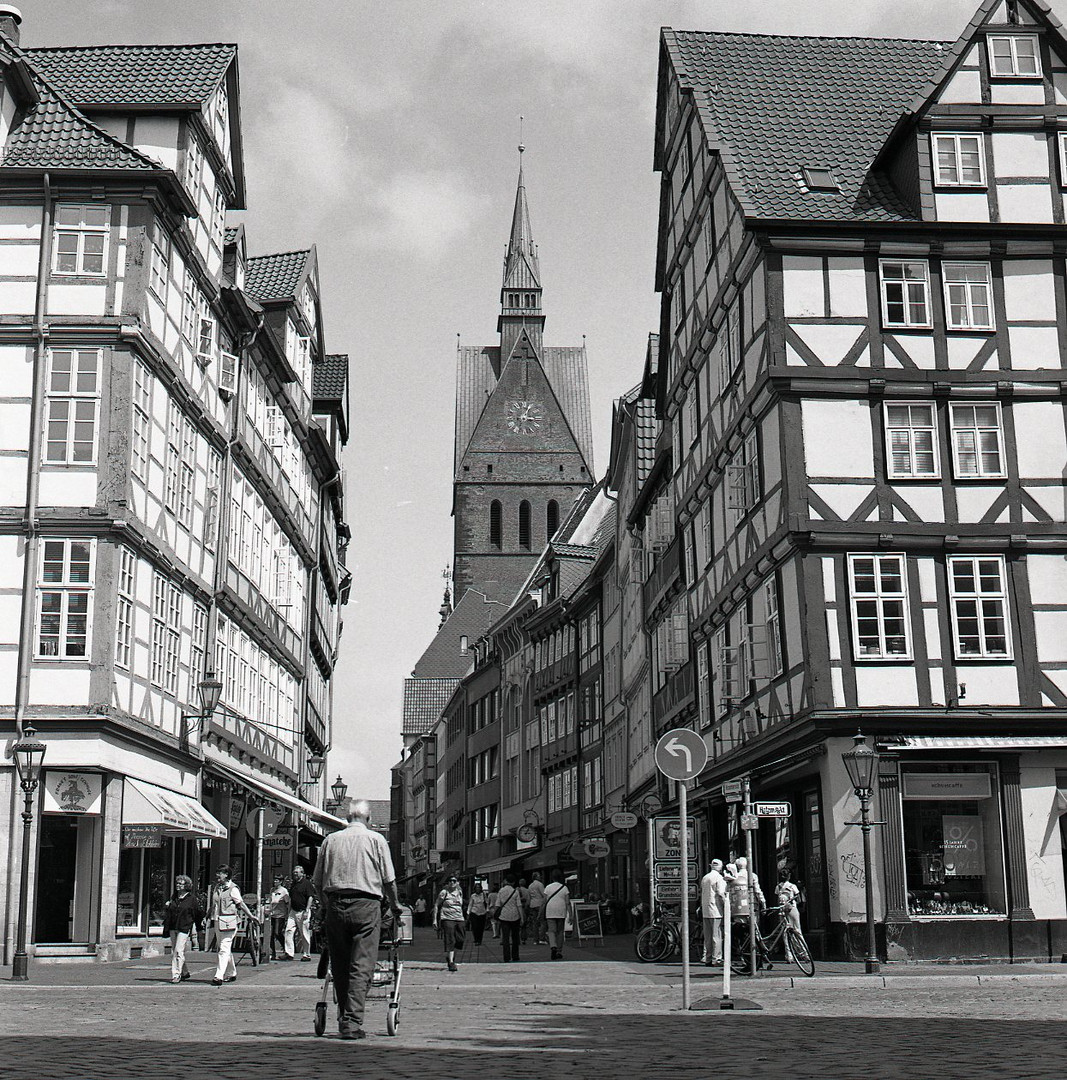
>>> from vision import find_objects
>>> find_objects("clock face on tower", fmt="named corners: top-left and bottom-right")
top-left (505, 399), bottom-right (545, 435)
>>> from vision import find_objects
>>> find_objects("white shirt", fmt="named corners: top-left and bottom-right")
top-left (700, 868), bottom-right (726, 919)
top-left (543, 882), bottom-right (570, 919)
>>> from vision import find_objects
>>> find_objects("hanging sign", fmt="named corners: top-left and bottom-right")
top-left (610, 811), bottom-right (638, 830)
top-left (43, 772), bottom-right (102, 815)
top-left (262, 834), bottom-right (293, 851)
top-left (229, 795), bottom-right (247, 832)
top-left (582, 838), bottom-right (610, 859)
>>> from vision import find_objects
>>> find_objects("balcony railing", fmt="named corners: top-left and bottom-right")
top-left (651, 659), bottom-right (695, 731)
top-left (643, 535), bottom-right (682, 627)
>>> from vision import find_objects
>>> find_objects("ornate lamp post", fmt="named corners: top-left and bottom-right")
top-left (180, 672), bottom-right (224, 749)
top-left (302, 753), bottom-right (325, 798)
top-left (327, 775), bottom-right (348, 814)
top-left (841, 732), bottom-right (881, 974)
top-left (11, 725), bottom-right (46, 981)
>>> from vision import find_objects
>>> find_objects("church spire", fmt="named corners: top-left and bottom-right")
top-left (499, 137), bottom-right (544, 358)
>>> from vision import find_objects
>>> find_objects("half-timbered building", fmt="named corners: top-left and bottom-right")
top-left (655, 0), bottom-right (1067, 961)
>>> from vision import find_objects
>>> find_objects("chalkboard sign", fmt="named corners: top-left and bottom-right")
top-left (572, 902), bottom-right (604, 945)
top-left (122, 825), bottom-right (163, 848)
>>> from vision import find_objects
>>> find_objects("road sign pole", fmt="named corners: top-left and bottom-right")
top-left (679, 779), bottom-right (690, 1011)
top-left (647, 813), bottom-right (655, 920)
top-left (743, 776), bottom-right (757, 978)
top-left (721, 892), bottom-right (732, 1007)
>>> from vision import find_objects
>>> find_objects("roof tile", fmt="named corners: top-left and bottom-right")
top-left (313, 354), bottom-right (348, 401)
top-left (245, 249), bottom-right (311, 303)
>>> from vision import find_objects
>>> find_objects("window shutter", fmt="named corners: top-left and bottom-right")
top-left (219, 351), bottom-right (239, 394)
top-left (266, 405), bottom-right (284, 450)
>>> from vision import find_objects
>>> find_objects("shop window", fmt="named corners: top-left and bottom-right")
top-left (901, 763), bottom-right (1006, 916)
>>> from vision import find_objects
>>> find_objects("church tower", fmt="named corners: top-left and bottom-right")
top-left (452, 148), bottom-right (594, 606)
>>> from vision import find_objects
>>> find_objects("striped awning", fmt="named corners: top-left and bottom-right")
top-left (895, 736), bottom-right (1067, 751)
top-left (123, 779), bottom-right (227, 839)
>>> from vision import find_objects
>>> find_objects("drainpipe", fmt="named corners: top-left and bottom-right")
top-left (5, 173), bottom-right (52, 965)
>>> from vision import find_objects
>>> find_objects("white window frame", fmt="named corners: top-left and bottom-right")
top-left (931, 134), bottom-right (986, 188)
top-left (184, 132), bottom-right (204, 197)
top-left (53, 204), bottom-right (109, 276)
top-left (880, 260), bottom-right (932, 329)
top-left (987, 33), bottom-right (1041, 78)
top-left (131, 360), bottom-right (152, 482)
top-left (150, 572), bottom-right (182, 694)
top-left (765, 577), bottom-right (783, 677)
top-left (727, 432), bottom-right (760, 523)
top-left (949, 401), bottom-right (1005, 479)
top-left (115, 546), bottom-right (136, 670)
top-left (884, 401), bottom-right (940, 479)
top-left (44, 349), bottom-right (100, 465)
top-left (149, 220), bottom-right (169, 299)
top-left (196, 315), bottom-right (216, 369)
top-left (1059, 134), bottom-right (1067, 189)
top-left (847, 553), bottom-right (912, 661)
top-left (942, 261), bottom-right (994, 331)
top-left (948, 555), bottom-right (1012, 660)
top-left (36, 539), bottom-right (94, 660)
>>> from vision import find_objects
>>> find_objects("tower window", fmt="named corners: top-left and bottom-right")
top-left (518, 501), bottom-right (531, 550)
top-left (547, 500), bottom-right (559, 539)
top-left (490, 500), bottom-right (502, 550)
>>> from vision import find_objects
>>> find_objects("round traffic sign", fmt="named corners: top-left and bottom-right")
top-left (654, 728), bottom-right (708, 782)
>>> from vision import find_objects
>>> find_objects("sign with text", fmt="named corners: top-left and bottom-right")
top-left (942, 815), bottom-right (985, 877)
top-left (572, 902), bottom-right (604, 943)
top-left (740, 813), bottom-right (759, 831)
top-left (43, 772), bottom-right (102, 815)
top-left (655, 881), bottom-right (699, 902)
top-left (652, 817), bottom-right (696, 861)
top-left (655, 862), bottom-right (698, 882)
top-left (262, 834), bottom-right (293, 850)
top-left (721, 780), bottom-right (743, 804)
top-left (755, 802), bottom-right (791, 817)
top-left (610, 811), bottom-right (638, 830)
top-left (902, 772), bottom-right (991, 800)
top-left (122, 824), bottom-right (163, 848)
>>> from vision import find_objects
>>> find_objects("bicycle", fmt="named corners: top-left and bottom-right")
top-left (634, 906), bottom-right (703, 963)
top-left (730, 904), bottom-right (814, 977)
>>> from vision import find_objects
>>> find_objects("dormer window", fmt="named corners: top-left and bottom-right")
top-left (987, 34), bottom-right (1041, 77)
top-left (932, 134), bottom-right (986, 187)
top-left (801, 167), bottom-right (839, 192)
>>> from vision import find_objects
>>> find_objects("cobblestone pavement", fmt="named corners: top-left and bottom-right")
top-left (2, 931), bottom-right (1066, 1079)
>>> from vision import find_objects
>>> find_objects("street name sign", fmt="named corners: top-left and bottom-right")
top-left (755, 802), bottom-right (790, 818)
top-left (655, 728), bottom-right (708, 782)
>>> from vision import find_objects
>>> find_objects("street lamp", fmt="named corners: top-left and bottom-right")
top-left (330, 775), bottom-right (348, 804)
top-left (181, 672), bottom-right (224, 748)
top-left (842, 732), bottom-right (881, 974)
top-left (301, 752), bottom-right (325, 800)
top-left (11, 724), bottom-right (46, 981)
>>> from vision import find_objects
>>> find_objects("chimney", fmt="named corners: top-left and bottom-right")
top-left (0, 5), bottom-right (21, 46)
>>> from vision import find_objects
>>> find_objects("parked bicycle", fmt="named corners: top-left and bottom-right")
top-left (730, 904), bottom-right (815, 977)
top-left (634, 906), bottom-right (703, 963)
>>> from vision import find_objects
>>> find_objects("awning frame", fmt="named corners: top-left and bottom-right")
top-left (205, 753), bottom-right (345, 829)
top-left (123, 778), bottom-right (227, 839)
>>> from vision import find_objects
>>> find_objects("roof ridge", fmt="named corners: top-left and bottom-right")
top-left (26, 42), bottom-right (238, 52)
top-left (669, 29), bottom-right (950, 44)
top-left (248, 248), bottom-right (312, 260)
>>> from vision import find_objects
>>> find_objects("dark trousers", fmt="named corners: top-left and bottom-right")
top-left (468, 912), bottom-right (487, 945)
top-left (500, 918), bottom-right (521, 962)
top-left (324, 897), bottom-right (381, 1029)
top-left (270, 916), bottom-right (287, 958)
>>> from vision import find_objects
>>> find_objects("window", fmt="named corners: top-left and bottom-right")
top-left (184, 132), bottom-right (204, 196)
top-left (151, 572), bottom-right (182, 694)
top-left (696, 640), bottom-right (711, 726)
top-left (987, 33), bottom-right (1040, 77)
top-left (880, 261), bottom-right (931, 328)
top-left (885, 402), bottom-right (939, 478)
top-left (932, 134), bottom-right (986, 187)
top-left (116, 546), bottom-right (136, 669)
top-left (44, 349), bottom-right (99, 464)
top-left (149, 220), bottom-right (169, 299)
top-left (37, 540), bottom-right (93, 658)
top-left (801, 167), bottom-right (839, 192)
top-left (1058, 134), bottom-right (1067, 188)
top-left (182, 278), bottom-right (198, 343)
top-left (943, 262), bottom-right (993, 330)
top-left (489, 500), bottom-right (502, 549)
top-left (683, 522), bottom-right (697, 586)
top-left (518, 500), bottom-right (531, 550)
top-left (848, 553), bottom-right (911, 659)
top-left (948, 556), bottom-right (1011, 659)
top-left (718, 304), bottom-right (742, 389)
top-left (765, 576), bottom-right (783, 677)
top-left (178, 415), bottom-right (196, 528)
top-left (950, 403), bottom-right (1004, 478)
top-left (727, 432), bottom-right (760, 521)
top-left (547, 500), bottom-right (559, 540)
top-left (196, 315), bottom-right (216, 368)
top-left (53, 204), bottom-right (109, 275)
top-left (132, 361), bottom-right (152, 482)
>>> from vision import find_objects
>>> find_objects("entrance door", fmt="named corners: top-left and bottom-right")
top-left (36, 816), bottom-right (79, 942)
top-left (801, 789), bottom-right (828, 933)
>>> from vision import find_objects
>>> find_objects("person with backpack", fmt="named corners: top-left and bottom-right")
top-left (542, 869), bottom-right (570, 961)
top-left (494, 872), bottom-right (526, 962)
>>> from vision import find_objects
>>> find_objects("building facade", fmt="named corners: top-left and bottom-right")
top-left (0, 15), bottom-right (348, 962)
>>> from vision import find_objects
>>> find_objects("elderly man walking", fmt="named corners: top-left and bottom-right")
top-left (700, 859), bottom-right (726, 965)
top-left (314, 799), bottom-right (401, 1040)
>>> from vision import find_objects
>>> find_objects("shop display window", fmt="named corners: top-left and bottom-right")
top-left (901, 762), bottom-right (1006, 916)
top-left (116, 837), bottom-right (196, 935)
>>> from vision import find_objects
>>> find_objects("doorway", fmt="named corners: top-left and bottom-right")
top-left (35, 814), bottom-right (100, 943)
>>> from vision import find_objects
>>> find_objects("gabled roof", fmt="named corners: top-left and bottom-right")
top-left (245, 249), bottom-right (312, 304)
top-left (402, 678), bottom-right (460, 738)
top-left (25, 43), bottom-right (235, 108)
top-left (313, 354), bottom-right (348, 401)
top-left (410, 589), bottom-right (503, 680)
top-left (663, 30), bottom-right (950, 223)
top-left (224, 225), bottom-right (241, 244)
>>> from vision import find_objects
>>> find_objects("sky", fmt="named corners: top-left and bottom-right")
top-left (28, 0), bottom-right (1048, 799)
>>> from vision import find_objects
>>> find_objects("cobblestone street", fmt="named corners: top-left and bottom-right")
top-left (2, 930), bottom-right (1066, 1079)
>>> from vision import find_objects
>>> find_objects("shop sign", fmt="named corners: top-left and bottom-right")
top-left (122, 824), bottom-right (163, 848)
top-left (262, 834), bottom-right (293, 851)
top-left (610, 811), bottom-right (638, 830)
top-left (43, 772), bottom-right (102, 815)
top-left (942, 815), bottom-right (985, 876)
top-left (902, 772), bottom-right (991, 800)
top-left (229, 795), bottom-right (247, 832)
top-left (652, 816), bottom-right (695, 861)
top-left (655, 881), bottom-right (698, 902)
top-left (582, 838), bottom-right (610, 859)
top-left (655, 862), bottom-right (698, 882)
top-left (613, 831), bottom-right (631, 855)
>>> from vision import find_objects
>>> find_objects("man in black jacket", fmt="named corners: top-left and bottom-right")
top-left (287, 864), bottom-right (315, 961)
top-left (163, 875), bottom-right (206, 983)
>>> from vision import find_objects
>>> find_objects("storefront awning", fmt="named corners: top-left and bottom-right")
top-left (476, 854), bottom-right (518, 875)
top-left (894, 736), bottom-right (1067, 751)
top-left (516, 842), bottom-right (569, 871)
top-left (123, 779), bottom-right (227, 839)
top-left (204, 751), bottom-right (346, 830)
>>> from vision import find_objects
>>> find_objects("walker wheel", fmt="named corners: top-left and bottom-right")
top-left (386, 1002), bottom-right (400, 1036)
top-left (314, 1002), bottom-right (327, 1036)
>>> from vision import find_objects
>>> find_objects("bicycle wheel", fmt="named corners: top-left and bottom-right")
top-left (635, 924), bottom-right (672, 963)
top-left (787, 928), bottom-right (815, 977)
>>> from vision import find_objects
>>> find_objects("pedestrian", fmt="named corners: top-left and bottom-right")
top-left (495, 872), bottom-right (525, 962)
top-left (517, 877), bottom-right (531, 943)
top-left (210, 864), bottom-right (259, 986)
top-left (268, 874), bottom-right (291, 960)
top-left (163, 874), bottom-right (205, 983)
top-left (526, 871), bottom-right (546, 944)
top-left (699, 859), bottom-right (726, 965)
top-left (776, 868), bottom-right (802, 959)
top-left (313, 798), bottom-right (402, 1040)
top-left (466, 881), bottom-right (490, 946)
top-left (286, 864), bottom-right (315, 961)
top-left (433, 874), bottom-right (466, 971)
top-left (414, 895), bottom-right (427, 927)
top-left (542, 869), bottom-right (570, 961)
top-left (486, 885), bottom-right (501, 938)
top-left (726, 856), bottom-right (765, 916)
